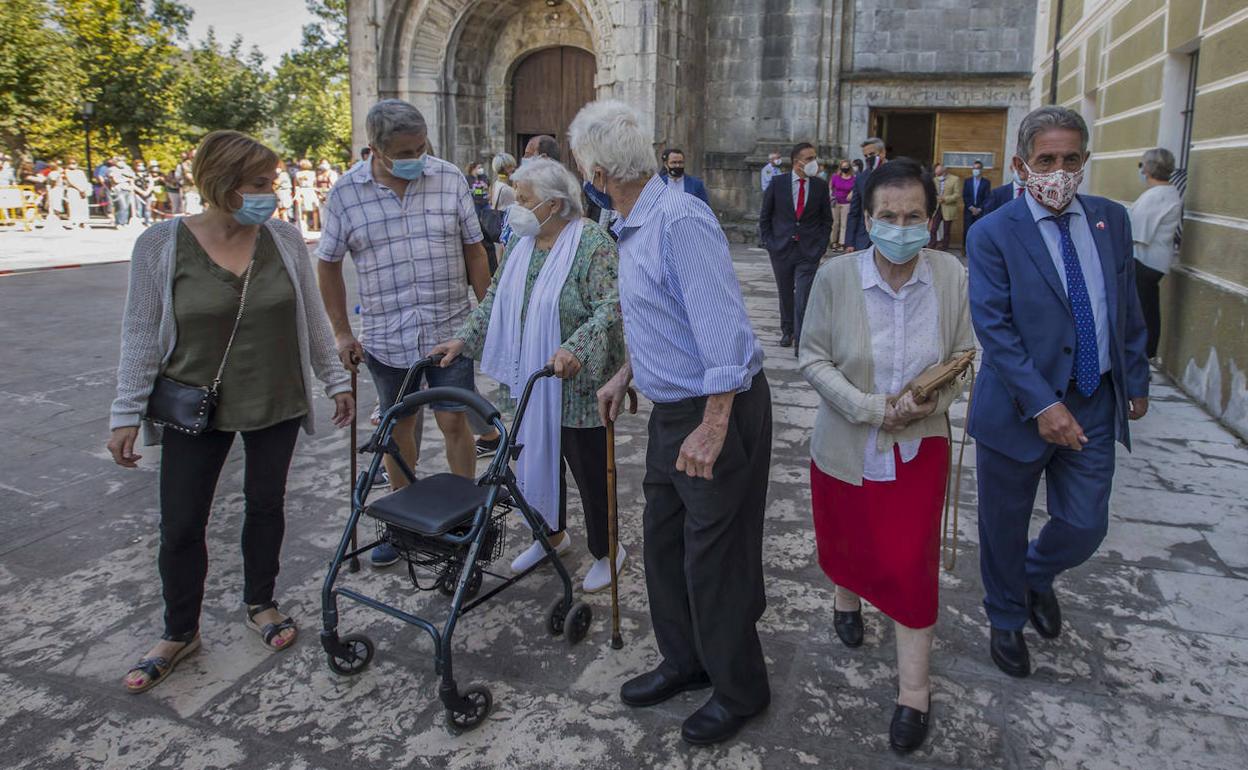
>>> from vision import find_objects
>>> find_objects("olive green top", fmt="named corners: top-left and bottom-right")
top-left (162, 221), bottom-right (307, 432)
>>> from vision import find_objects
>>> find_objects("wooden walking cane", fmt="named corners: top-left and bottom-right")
top-left (606, 387), bottom-right (638, 649)
top-left (347, 357), bottom-right (361, 573)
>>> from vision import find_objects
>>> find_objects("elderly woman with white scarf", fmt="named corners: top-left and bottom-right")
top-left (433, 157), bottom-right (626, 592)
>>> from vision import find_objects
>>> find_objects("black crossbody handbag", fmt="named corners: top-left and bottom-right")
top-left (145, 259), bottom-right (255, 435)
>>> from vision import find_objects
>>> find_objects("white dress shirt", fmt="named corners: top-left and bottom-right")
top-left (859, 250), bottom-right (939, 482)
top-left (1024, 192), bottom-right (1111, 376)
top-left (666, 174), bottom-right (686, 193)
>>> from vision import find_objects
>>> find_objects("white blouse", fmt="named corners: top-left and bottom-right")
top-left (1129, 184), bottom-right (1183, 274)
top-left (860, 249), bottom-right (940, 482)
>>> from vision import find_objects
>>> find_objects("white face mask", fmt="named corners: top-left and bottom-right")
top-left (802, 160), bottom-right (820, 178)
top-left (507, 199), bottom-right (554, 238)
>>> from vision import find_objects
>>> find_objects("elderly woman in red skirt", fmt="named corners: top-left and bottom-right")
top-left (799, 158), bottom-right (974, 753)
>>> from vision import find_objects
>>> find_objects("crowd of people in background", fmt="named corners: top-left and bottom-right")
top-left (0, 148), bottom-right (352, 233)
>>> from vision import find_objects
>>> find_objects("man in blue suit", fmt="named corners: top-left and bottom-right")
top-left (843, 137), bottom-right (886, 252)
top-left (982, 173), bottom-right (1025, 218)
top-left (659, 148), bottom-right (709, 204)
top-left (962, 160), bottom-right (991, 232)
top-left (967, 106), bottom-right (1150, 679)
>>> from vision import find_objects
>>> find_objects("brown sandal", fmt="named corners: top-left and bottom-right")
top-left (124, 635), bottom-right (201, 694)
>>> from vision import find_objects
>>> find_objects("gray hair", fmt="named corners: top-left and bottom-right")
top-left (366, 99), bottom-right (427, 152)
top-left (1016, 106), bottom-right (1089, 160)
top-left (492, 152), bottom-right (517, 175)
top-left (861, 137), bottom-right (885, 152)
top-left (1140, 147), bottom-right (1175, 181)
top-left (568, 100), bottom-right (658, 183)
top-left (511, 157), bottom-right (584, 220)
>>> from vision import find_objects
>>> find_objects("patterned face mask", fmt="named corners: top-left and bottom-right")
top-left (1021, 161), bottom-right (1084, 210)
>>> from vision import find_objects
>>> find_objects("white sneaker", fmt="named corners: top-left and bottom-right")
top-left (510, 533), bottom-right (572, 575)
top-left (582, 545), bottom-right (628, 593)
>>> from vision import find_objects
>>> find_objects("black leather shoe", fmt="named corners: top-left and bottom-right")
top-left (833, 609), bottom-right (864, 648)
top-left (990, 628), bottom-right (1031, 678)
top-left (779, 333), bottom-right (793, 348)
top-left (889, 701), bottom-right (931, 753)
top-left (681, 695), bottom-right (764, 746)
top-left (1028, 588), bottom-right (1062, 639)
top-left (620, 667), bottom-right (711, 707)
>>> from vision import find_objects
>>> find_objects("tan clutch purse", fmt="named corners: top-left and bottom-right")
top-left (897, 349), bottom-right (976, 404)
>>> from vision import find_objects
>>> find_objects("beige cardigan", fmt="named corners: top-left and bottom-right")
top-left (798, 248), bottom-right (976, 485)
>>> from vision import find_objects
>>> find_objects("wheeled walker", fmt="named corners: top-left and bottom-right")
top-left (320, 358), bottom-right (592, 732)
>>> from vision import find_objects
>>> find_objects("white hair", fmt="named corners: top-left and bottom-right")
top-left (511, 158), bottom-right (584, 220)
top-left (491, 152), bottom-right (516, 175)
top-left (567, 100), bottom-right (658, 183)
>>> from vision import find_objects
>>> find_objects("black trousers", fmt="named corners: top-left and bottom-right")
top-left (768, 247), bottom-right (818, 341)
top-left (158, 417), bottom-right (302, 638)
top-left (552, 425), bottom-right (610, 560)
top-left (642, 372), bottom-right (773, 715)
top-left (1134, 260), bottom-right (1164, 359)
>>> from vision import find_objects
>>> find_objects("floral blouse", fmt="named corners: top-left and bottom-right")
top-left (457, 219), bottom-right (624, 428)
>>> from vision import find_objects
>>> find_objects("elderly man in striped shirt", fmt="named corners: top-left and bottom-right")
top-left (571, 100), bottom-right (773, 747)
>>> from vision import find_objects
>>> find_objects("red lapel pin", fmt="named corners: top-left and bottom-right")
top-left (1095, 221), bottom-right (1106, 230)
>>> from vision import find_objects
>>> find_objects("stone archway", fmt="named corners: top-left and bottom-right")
top-left (376, 0), bottom-right (616, 166)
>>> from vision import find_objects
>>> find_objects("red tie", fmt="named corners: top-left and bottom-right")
top-left (796, 178), bottom-right (807, 220)
top-left (1015, 186), bottom-right (1024, 198)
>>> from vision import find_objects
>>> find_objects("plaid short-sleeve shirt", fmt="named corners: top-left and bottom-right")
top-left (317, 156), bottom-right (484, 368)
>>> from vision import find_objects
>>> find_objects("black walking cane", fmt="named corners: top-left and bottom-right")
top-left (606, 387), bottom-right (638, 649)
top-left (347, 355), bottom-right (361, 573)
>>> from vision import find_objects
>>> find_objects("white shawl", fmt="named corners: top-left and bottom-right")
top-left (480, 219), bottom-right (584, 529)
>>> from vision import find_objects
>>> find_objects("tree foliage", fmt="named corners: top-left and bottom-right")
top-left (270, 0), bottom-right (351, 163)
top-left (1, 0), bottom-right (353, 166)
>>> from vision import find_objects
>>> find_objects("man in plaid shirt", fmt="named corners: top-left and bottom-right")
top-left (317, 99), bottom-right (492, 567)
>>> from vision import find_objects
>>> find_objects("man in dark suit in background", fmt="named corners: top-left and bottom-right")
top-left (843, 137), bottom-right (886, 252)
top-left (658, 148), bottom-right (710, 204)
top-left (759, 142), bottom-right (833, 351)
top-left (963, 160), bottom-right (991, 232)
top-left (983, 172), bottom-right (1026, 218)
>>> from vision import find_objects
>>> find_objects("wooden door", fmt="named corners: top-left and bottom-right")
top-left (933, 110), bottom-right (1008, 247)
top-left (511, 47), bottom-right (596, 161)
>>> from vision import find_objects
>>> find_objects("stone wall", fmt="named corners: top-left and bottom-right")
top-left (852, 0), bottom-right (1035, 76)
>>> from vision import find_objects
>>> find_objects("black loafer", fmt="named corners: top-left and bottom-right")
top-left (1028, 588), bottom-right (1062, 639)
top-left (833, 609), bottom-right (864, 648)
top-left (779, 333), bottom-right (793, 348)
top-left (620, 667), bottom-right (711, 708)
top-left (889, 702), bottom-right (931, 753)
top-left (681, 695), bottom-right (764, 746)
top-left (990, 628), bottom-right (1031, 678)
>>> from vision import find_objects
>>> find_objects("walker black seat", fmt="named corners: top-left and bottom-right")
top-left (365, 473), bottom-right (509, 537)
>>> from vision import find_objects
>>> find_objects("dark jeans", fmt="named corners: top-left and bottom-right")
top-left (549, 426), bottom-right (610, 559)
top-left (642, 372), bottom-right (773, 715)
top-left (1134, 260), bottom-right (1164, 359)
top-left (768, 247), bottom-right (818, 341)
top-left (158, 417), bottom-right (302, 638)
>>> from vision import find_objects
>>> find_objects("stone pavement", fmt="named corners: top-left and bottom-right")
top-left (0, 246), bottom-right (1246, 770)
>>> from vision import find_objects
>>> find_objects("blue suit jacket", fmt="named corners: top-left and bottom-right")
top-left (843, 170), bottom-right (872, 250)
top-left (659, 171), bottom-right (709, 204)
top-left (982, 183), bottom-right (1015, 217)
top-left (966, 194), bottom-right (1150, 462)
top-left (963, 176), bottom-right (990, 212)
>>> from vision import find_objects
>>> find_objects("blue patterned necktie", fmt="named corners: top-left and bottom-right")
top-left (1047, 213), bottom-right (1100, 397)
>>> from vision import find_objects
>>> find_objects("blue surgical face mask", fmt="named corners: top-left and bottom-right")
top-left (1139, 169), bottom-right (1148, 185)
top-left (233, 192), bottom-right (278, 225)
top-left (583, 177), bottom-right (612, 211)
top-left (868, 218), bottom-right (929, 264)
top-left (972, 168), bottom-right (982, 178)
top-left (377, 148), bottom-right (426, 180)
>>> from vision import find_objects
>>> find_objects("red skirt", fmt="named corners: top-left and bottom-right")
top-left (810, 437), bottom-right (949, 629)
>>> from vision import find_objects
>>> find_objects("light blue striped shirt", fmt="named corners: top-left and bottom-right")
top-left (613, 175), bottom-right (764, 403)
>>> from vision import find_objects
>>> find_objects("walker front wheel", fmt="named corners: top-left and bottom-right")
top-left (326, 634), bottom-right (374, 676)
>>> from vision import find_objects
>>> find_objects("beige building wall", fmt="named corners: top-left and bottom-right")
top-left (1031, 0), bottom-right (1248, 439)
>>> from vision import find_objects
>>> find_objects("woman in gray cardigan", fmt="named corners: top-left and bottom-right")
top-left (799, 159), bottom-right (974, 753)
top-left (107, 131), bottom-right (353, 694)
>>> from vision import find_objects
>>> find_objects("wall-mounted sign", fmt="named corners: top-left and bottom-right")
top-left (943, 152), bottom-right (994, 169)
